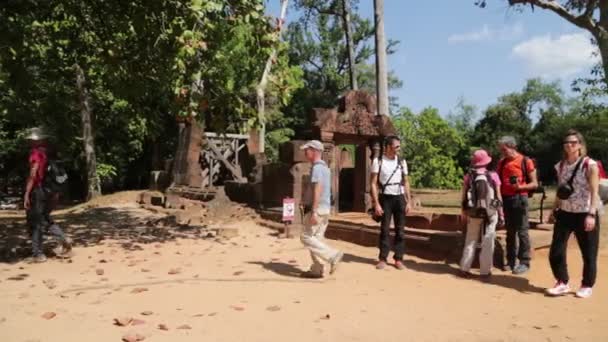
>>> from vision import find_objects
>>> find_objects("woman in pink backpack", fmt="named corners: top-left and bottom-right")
top-left (459, 149), bottom-right (504, 279)
top-left (547, 129), bottom-right (602, 299)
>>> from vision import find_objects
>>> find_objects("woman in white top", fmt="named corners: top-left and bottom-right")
top-left (546, 129), bottom-right (601, 299)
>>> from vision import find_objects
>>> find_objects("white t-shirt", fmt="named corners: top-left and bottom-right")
top-left (371, 155), bottom-right (409, 195)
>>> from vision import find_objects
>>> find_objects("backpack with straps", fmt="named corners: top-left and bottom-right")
top-left (464, 170), bottom-right (499, 218)
top-left (376, 156), bottom-right (404, 194)
top-left (43, 159), bottom-right (69, 194)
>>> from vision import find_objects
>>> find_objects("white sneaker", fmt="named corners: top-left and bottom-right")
top-left (546, 282), bottom-right (571, 296)
top-left (575, 287), bottom-right (593, 299)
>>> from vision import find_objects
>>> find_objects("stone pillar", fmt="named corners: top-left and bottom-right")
top-left (171, 121), bottom-right (203, 187)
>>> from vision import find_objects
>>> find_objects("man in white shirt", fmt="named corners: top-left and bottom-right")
top-left (370, 136), bottom-right (411, 270)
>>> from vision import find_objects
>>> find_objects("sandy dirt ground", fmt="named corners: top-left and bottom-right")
top-left (1, 197), bottom-right (607, 342)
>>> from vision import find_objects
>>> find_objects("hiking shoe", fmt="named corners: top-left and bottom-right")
top-left (376, 261), bottom-right (387, 270)
top-left (512, 264), bottom-right (529, 275)
top-left (300, 270), bottom-right (323, 279)
top-left (32, 254), bottom-right (47, 263)
top-left (546, 282), bottom-right (571, 296)
top-left (394, 260), bottom-right (406, 270)
top-left (329, 251), bottom-right (343, 275)
top-left (575, 287), bottom-right (593, 299)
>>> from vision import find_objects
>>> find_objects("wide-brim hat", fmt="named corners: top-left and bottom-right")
top-left (472, 149), bottom-right (492, 167)
top-left (25, 127), bottom-right (49, 141)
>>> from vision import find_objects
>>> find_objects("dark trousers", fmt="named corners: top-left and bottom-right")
top-left (26, 187), bottom-right (66, 256)
top-left (503, 195), bottom-right (531, 267)
top-left (378, 194), bottom-right (406, 262)
top-left (549, 211), bottom-right (600, 287)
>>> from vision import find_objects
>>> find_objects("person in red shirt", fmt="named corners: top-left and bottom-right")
top-left (497, 136), bottom-right (538, 275)
top-left (24, 127), bottom-right (71, 263)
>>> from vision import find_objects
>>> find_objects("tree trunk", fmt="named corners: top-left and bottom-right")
top-left (253, 0), bottom-right (289, 154)
top-left (595, 31), bottom-right (608, 88)
top-left (342, 0), bottom-right (358, 90)
top-left (374, 0), bottom-right (389, 116)
top-left (75, 64), bottom-right (101, 200)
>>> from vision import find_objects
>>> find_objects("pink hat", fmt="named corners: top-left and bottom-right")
top-left (472, 149), bottom-right (492, 167)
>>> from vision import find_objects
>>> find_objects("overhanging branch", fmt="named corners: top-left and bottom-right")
top-left (508, 0), bottom-right (597, 32)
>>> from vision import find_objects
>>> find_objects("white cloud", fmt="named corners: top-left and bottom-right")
top-left (511, 33), bottom-right (600, 78)
top-left (448, 23), bottom-right (524, 44)
top-left (448, 25), bottom-right (492, 43)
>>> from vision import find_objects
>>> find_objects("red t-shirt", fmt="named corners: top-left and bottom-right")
top-left (29, 147), bottom-right (48, 187)
top-left (498, 153), bottom-right (535, 197)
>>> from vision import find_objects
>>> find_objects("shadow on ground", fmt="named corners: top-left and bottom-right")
top-left (403, 259), bottom-right (545, 294)
top-left (0, 206), bottom-right (213, 263)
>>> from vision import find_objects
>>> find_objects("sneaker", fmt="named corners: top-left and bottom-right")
top-left (479, 273), bottom-right (492, 283)
top-left (32, 254), bottom-right (47, 263)
top-left (512, 264), bottom-right (529, 275)
top-left (546, 282), bottom-right (571, 296)
top-left (376, 261), bottom-right (387, 270)
top-left (575, 287), bottom-right (593, 299)
top-left (300, 270), bottom-right (323, 279)
top-left (394, 260), bottom-right (405, 270)
top-left (329, 251), bottom-right (343, 275)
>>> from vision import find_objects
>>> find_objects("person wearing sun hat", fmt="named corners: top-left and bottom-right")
top-left (459, 149), bottom-right (504, 278)
top-left (24, 127), bottom-right (71, 263)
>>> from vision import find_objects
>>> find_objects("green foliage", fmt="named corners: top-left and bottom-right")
top-left (0, 0), bottom-right (301, 193)
top-left (394, 107), bottom-right (465, 189)
top-left (284, 0), bottom-right (403, 133)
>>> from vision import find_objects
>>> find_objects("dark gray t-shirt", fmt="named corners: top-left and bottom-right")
top-left (311, 160), bottom-right (331, 212)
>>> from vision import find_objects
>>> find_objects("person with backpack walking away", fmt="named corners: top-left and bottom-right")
top-left (24, 127), bottom-right (71, 263)
top-left (370, 135), bottom-right (411, 270)
top-left (546, 130), bottom-right (602, 299)
top-left (459, 149), bottom-right (504, 279)
top-left (497, 136), bottom-right (538, 275)
top-left (299, 140), bottom-right (343, 278)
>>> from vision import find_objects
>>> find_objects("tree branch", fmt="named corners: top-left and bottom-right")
top-left (508, 0), bottom-right (596, 32)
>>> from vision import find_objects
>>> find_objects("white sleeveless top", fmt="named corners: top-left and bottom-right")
top-left (555, 157), bottom-right (601, 214)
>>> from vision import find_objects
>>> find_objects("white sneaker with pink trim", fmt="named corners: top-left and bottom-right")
top-left (546, 282), bottom-right (571, 296)
top-left (575, 287), bottom-right (593, 299)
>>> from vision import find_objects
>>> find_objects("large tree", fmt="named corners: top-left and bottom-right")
top-left (285, 0), bottom-right (402, 134)
top-left (0, 0), bottom-right (301, 196)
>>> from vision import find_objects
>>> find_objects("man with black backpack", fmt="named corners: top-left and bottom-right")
top-left (370, 136), bottom-right (411, 270)
top-left (24, 127), bottom-right (71, 263)
top-left (497, 136), bottom-right (538, 275)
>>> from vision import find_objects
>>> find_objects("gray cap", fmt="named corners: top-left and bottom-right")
top-left (25, 127), bottom-right (48, 141)
top-left (300, 140), bottom-right (324, 151)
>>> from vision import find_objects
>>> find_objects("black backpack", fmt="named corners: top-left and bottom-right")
top-left (43, 159), bottom-right (68, 194)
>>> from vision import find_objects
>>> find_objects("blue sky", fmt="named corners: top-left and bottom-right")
top-left (267, 1), bottom-right (599, 116)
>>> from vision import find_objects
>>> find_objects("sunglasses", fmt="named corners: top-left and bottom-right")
top-left (562, 140), bottom-right (579, 146)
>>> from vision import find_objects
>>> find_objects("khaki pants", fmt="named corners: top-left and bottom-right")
top-left (300, 209), bottom-right (339, 275)
top-left (460, 215), bottom-right (498, 275)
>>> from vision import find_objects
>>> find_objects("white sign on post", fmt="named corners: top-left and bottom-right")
top-left (282, 197), bottom-right (295, 222)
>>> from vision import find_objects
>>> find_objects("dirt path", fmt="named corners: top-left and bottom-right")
top-left (1, 202), bottom-right (607, 341)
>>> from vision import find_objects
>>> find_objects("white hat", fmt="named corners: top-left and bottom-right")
top-left (300, 140), bottom-right (324, 151)
top-left (26, 127), bottom-right (48, 141)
